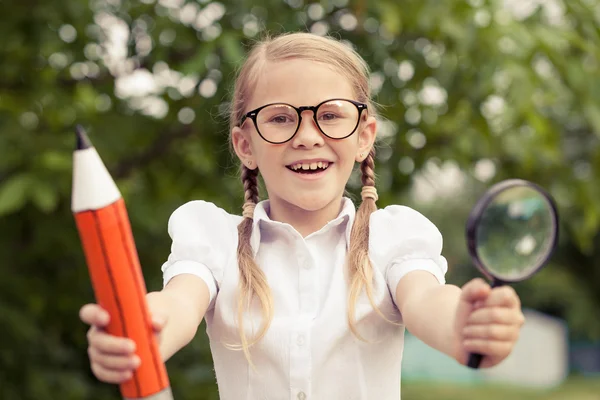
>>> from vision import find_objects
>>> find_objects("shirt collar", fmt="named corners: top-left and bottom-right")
top-left (249, 197), bottom-right (357, 256)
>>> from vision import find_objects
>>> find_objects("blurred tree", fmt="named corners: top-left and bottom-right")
top-left (1, 0), bottom-right (599, 398)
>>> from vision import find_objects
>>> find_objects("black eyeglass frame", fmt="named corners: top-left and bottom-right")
top-left (239, 98), bottom-right (368, 144)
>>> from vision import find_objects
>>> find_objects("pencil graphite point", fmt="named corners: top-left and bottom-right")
top-left (75, 125), bottom-right (92, 150)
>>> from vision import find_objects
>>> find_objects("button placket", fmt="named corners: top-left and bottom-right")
top-left (289, 247), bottom-right (313, 400)
top-left (298, 252), bottom-right (316, 316)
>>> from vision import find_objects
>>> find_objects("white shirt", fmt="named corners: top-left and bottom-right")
top-left (161, 197), bottom-right (448, 400)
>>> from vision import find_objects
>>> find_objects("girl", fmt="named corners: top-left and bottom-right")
top-left (80, 32), bottom-right (525, 399)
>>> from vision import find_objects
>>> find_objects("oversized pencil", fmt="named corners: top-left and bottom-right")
top-left (71, 126), bottom-right (172, 400)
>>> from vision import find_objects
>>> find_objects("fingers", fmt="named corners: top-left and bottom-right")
top-left (80, 303), bottom-right (144, 383)
top-left (79, 304), bottom-right (110, 327)
top-left (460, 278), bottom-right (491, 304)
top-left (463, 339), bottom-right (514, 361)
top-left (87, 327), bottom-right (136, 355)
top-left (458, 282), bottom-right (525, 367)
top-left (88, 346), bottom-right (140, 370)
top-left (467, 306), bottom-right (525, 326)
top-left (90, 362), bottom-right (134, 384)
top-left (463, 323), bottom-right (520, 342)
top-left (460, 297), bottom-right (524, 366)
top-left (483, 286), bottom-right (521, 309)
top-left (461, 281), bottom-right (521, 310)
top-left (86, 325), bottom-right (138, 383)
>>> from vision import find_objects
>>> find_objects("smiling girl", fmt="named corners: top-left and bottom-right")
top-left (80, 32), bottom-right (525, 400)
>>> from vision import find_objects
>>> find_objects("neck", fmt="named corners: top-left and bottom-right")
top-left (267, 196), bottom-right (345, 237)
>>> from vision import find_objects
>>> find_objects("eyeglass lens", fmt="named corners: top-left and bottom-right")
top-left (255, 99), bottom-right (360, 143)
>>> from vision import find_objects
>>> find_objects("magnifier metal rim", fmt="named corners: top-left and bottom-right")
top-left (466, 179), bottom-right (559, 284)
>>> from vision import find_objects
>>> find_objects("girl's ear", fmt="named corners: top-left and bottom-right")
top-left (232, 127), bottom-right (257, 169)
top-left (356, 115), bottom-right (377, 162)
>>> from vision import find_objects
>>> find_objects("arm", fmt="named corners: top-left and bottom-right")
top-left (146, 274), bottom-right (211, 362)
top-left (396, 271), bottom-right (525, 367)
top-left (395, 270), bottom-right (462, 361)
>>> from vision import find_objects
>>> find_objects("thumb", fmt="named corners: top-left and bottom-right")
top-left (460, 278), bottom-right (491, 306)
top-left (453, 278), bottom-right (492, 364)
top-left (146, 291), bottom-right (168, 332)
top-left (151, 312), bottom-right (168, 332)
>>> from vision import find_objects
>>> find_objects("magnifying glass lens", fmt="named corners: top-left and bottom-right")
top-left (475, 186), bottom-right (556, 281)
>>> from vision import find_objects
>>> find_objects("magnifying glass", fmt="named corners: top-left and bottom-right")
top-left (465, 179), bottom-right (559, 369)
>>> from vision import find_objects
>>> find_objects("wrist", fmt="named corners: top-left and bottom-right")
top-left (450, 331), bottom-right (465, 365)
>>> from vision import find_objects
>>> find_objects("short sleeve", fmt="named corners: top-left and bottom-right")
top-left (160, 200), bottom-right (239, 309)
top-left (369, 205), bottom-right (448, 305)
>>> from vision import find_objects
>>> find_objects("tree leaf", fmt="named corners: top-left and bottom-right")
top-left (30, 180), bottom-right (59, 213)
top-left (0, 173), bottom-right (31, 216)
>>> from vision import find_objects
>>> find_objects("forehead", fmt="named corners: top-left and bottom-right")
top-left (246, 58), bottom-right (356, 110)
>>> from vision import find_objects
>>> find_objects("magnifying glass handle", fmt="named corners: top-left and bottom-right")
top-left (467, 353), bottom-right (484, 369)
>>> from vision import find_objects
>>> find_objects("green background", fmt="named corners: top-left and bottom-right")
top-left (1, 0), bottom-right (600, 398)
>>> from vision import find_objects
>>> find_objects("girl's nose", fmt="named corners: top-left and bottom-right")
top-left (291, 111), bottom-right (324, 148)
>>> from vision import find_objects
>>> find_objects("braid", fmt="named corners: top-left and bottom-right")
top-left (347, 147), bottom-right (397, 340)
top-left (242, 166), bottom-right (259, 205)
top-left (232, 165), bottom-right (273, 366)
top-left (361, 148), bottom-right (376, 187)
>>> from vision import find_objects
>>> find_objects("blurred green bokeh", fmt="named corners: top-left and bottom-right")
top-left (1, 0), bottom-right (600, 398)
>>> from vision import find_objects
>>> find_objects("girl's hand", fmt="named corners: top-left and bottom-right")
top-left (453, 278), bottom-right (525, 368)
top-left (79, 300), bottom-right (168, 383)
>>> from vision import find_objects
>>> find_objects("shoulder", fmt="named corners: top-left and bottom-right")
top-left (167, 200), bottom-right (243, 239)
top-left (162, 200), bottom-right (242, 306)
top-left (368, 204), bottom-right (444, 269)
top-left (370, 204), bottom-right (442, 238)
top-left (369, 204), bottom-right (448, 304)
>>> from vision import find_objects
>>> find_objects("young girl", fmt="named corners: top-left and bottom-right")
top-left (80, 32), bottom-right (525, 399)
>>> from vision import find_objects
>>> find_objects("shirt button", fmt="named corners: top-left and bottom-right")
top-left (297, 392), bottom-right (306, 400)
top-left (302, 260), bottom-right (312, 269)
top-left (297, 335), bottom-right (305, 346)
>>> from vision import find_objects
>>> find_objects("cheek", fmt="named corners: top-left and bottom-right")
top-left (333, 145), bottom-right (359, 179)
top-left (336, 142), bottom-right (360, 165)
top-left (255, 148), bottom-right (283, 178)
top-left (252, 141), bottom-right (274, 164)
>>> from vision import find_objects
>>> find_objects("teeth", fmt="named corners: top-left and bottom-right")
top-left (289, 162), bottom-right (330, 171)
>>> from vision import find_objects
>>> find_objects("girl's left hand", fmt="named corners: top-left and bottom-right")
top-left (453, 278), bottom-right (526, 368)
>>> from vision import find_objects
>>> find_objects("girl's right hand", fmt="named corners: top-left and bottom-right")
top-left (79, 302), bottom-right (167, 384)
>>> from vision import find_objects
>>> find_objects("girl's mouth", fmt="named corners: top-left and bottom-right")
top-left (286, 161), bottom-right (332, 174)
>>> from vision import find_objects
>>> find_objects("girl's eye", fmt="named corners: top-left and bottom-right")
top-left (269, 115), bottom-right (293, 124)
top-left (319, 113), bottom-right (338, 121)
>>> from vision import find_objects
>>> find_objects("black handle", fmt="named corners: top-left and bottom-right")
top-left (467, 353), bottom-right (483, 369)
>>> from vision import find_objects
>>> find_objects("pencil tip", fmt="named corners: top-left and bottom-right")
top-left (75, 125), bottom-right (92, 150)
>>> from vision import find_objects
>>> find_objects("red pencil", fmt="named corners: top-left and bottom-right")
top-left (71, 126), bottom-right (172, 400)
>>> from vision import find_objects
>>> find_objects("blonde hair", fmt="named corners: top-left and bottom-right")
top-left (229, 32), bottom-right (389, 362)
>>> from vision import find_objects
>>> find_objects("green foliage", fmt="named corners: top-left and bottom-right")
top-left (1, 0), bottom-right (600, 398)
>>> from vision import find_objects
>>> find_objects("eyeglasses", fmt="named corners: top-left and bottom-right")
top-left (239, 98), bottom-right (367, 144)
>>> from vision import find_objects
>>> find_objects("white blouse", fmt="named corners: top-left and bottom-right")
top-left (161, 197), bottom-right (448, 400)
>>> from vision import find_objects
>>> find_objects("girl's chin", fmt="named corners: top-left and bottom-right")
top-left (286, 194), bottom-right (341, 212)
